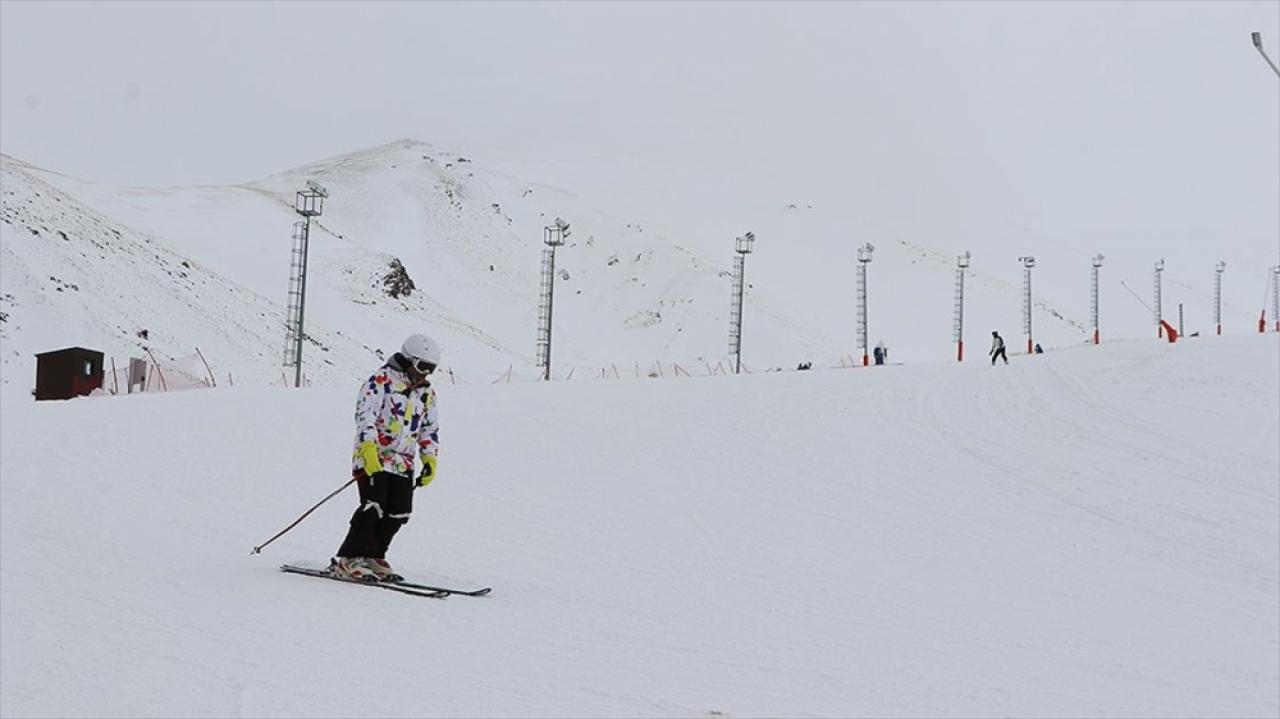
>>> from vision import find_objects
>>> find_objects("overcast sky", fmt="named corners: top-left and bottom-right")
top-left (2, 1), bottom-right (1278, 261)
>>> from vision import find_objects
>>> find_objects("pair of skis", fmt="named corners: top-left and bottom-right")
top-left (280, 564), bottom-right (491, 599)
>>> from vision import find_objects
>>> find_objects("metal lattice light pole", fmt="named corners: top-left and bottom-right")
top-left (1253, 32), bottom-right (1280, 79)
top-left (856, 243), bottom-right (875, 366)
top-left (283, 180), bottom-right (327, 388)
top-left (1272, 265), bottom-right (1280, 332)
top-left (1214, 261), bottom-right (1226, 336)
top-left (1260, 268), bottom-right (1272, 333)
top-left (1154, 259), bottom-right (1165, 338)
top-left (954, 251), bottom-right (970, 362)
top-left (1090, 254), bottom-right (1104, 345)
top-left (535, 218), bottom-right (570, 381)
top-left (1018, 256), bottom-right (1035, 354)
top-left (728, 232), bottom-right (755, 375)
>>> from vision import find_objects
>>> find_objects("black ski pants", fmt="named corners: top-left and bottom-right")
top-left (991, 347), bottom-right (1008, 365)
top-left (336, 470), bottom-right (414, 559)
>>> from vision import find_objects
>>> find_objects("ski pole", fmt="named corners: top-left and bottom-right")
top-left (251, 477), bottom-right (356, 555)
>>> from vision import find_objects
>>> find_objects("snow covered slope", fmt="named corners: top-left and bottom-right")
top-left (8, 139), bottom-right (1272, 392)
top-left (2, 335), bottom-right (1276, 717)
top-left (0, 156), bottom-right (377, 387)
top-left (6, 140), bottom-right (839, 384)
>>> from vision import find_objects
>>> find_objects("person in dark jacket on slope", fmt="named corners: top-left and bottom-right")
top-left (989, 331), bottom-right (1009, 365)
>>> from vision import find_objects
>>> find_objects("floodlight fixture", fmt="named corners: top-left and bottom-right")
top-left (1154, 259), bottom-right (1166, 338)
top-left (1090, 254), bottom-right (1104, 345)
top-left (954, 251), bottom-right (970, 361)
top-left (1272, 265), bottom-right (1280, 333)
top-left (536, 218), bottom-right (572, 380)
top-left (544, 219), bottom-right (569, 247)
top-left (283, 183), bottom-right (329, 386)
top-left (1214, 261), bottom-right (1226, 336)
top-left (856, 243), bottom-right (874, 366)
top-left (1018, 256), bottom-right (1036, 354)
top-left (729, 232), bottom-right (756, 374)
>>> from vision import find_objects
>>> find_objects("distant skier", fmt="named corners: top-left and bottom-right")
top-left (874, 340), bottom-right (888, 366)
top-left (989, 331), bottom-right (1009, 365)
top-left (331, 333), bottom-right (442, 581)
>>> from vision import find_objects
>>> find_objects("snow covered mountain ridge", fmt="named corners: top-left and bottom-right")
top-left (2, 139), bottom-right (800, 387)
top-left (2, 138), bottom-right (1275, 391)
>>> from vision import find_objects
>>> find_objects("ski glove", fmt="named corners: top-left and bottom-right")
top-left (358, 441), bottom-right (382, 477)
top-left (418, 455), bottom-right (437, 488)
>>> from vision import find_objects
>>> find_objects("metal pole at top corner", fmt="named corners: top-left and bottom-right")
top-left (1253, 32), bottom-right (1280, 79)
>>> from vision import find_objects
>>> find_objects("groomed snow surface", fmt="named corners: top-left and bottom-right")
top-left (1, 335), bottom-right (1277, 718)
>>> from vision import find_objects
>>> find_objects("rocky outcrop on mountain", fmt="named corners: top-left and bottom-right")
top-left (382, 258), bottom-right (416, 299)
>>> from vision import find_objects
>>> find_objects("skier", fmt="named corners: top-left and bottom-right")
top-left (989, 330), bottom-right (1009, 365)
top-left (874, 340), bottom-right (888, 366)
top-left (331, 333), bottom-right (442, 581)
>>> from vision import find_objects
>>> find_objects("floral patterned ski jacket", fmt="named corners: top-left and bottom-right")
top-left (351, 361), bottom-right (439, 477)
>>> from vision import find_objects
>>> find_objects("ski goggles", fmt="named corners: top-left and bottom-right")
top-left (410, 358), bottom-right (437, 374)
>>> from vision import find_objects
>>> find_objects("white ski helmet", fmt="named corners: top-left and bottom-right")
top-left (400, 333), bottom-right (442, 370)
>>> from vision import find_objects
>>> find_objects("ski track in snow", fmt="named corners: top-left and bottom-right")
top-left (1, 335), bottom-right (1276, 717)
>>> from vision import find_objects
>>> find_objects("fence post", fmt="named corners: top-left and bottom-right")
top-left (143, 348), bottom-right (168, 391)
top-left (194, 347), bottom-right (216, 387)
